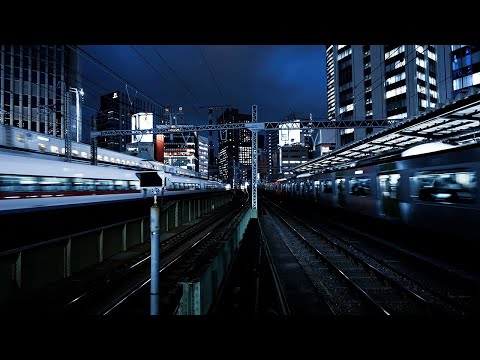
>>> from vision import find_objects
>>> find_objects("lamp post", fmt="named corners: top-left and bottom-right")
top-left (69, 87), bottom-right (84, 143)
top-left (57, 80), bottom-right (71, 162)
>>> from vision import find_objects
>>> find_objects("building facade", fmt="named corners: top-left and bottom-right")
top-left (96, 90), bottom-right (166, 153)
top-left (197, 133), bottom-right (209, 177)
top-left (217, 108), bottom-right (252, 188)
top-left (266, 130), bottom-right (279, 181)
top-left (0, 45), bottom-right (82, 141)
top-left (451, 45), bottom-right (480, 98)
top-left (162, 132), bottom-right (197, 172)
top-left (326, 45), bottom-right (452, 147)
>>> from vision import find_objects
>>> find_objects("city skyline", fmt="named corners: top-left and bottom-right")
top-left (80, 45), bottom-right (328, 127)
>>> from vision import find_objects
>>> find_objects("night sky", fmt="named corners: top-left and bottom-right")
top-left (80, 45), bottom-right (327, 126)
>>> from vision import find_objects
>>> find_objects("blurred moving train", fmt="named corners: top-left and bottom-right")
top-left (0, 123), bottom-right (207, 179)
top-left (263, 141), bottom-right (479, 241)
top-left (0, 151), bottom-right (226, 206)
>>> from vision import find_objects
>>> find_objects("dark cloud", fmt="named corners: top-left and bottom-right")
top-left (81, 45), bottom-right (327, 124)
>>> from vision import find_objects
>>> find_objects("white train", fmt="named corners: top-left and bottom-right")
top-left (0, 123), bottom-right (208, 179)
top-left (0, 151), bottom-right (226, 213)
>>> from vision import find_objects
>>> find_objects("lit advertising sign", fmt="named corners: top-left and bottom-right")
top-left (131, 112), bottom-right (154, 143)
top-left (279, 121), bottom-right (301, 146)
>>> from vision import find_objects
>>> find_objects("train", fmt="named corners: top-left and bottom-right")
top-left (0, 151), bottom-right (226, 202)
top-left (262, 141), bottom-right (479, 241)
top-left (0, 123), bottom-right (207, 179)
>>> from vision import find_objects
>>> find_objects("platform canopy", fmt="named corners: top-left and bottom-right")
top-left (291, 91), bottom-right (480, 175)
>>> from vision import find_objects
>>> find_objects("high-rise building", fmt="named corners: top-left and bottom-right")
top-left (197, 133), bottom-right (209, 177)
top-left (279, 144), bottom-right (309, 176)
top-left (450, 45), bottom-right (480, 97)
top-left (275, 112), bottom-right (314, 177)
top-left (326, 45), bottom-right (451, 146)
top-left (266, 130), bottom-right (279, 181)
top-left (162, 132), bottom-right (197, 171)
top-left (258, 147), bottom-right (268, 183)
top-left (97, 90), bottom-right (166, 153)
top-left (0, 45), bottom-right (82, 141)
top-left (217, 108), bottom-right (252, 188)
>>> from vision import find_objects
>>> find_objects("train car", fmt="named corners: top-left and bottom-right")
top-left (0, 152), bottom-right (225, 201)
top-left (0, 124), bottom-right (208, 179)
top-left (394, 142), bottom-right (478, 238)
top-left (264, 141), bottom-right (480, 241)
top-left (0, 152), bottom-right (142, 200)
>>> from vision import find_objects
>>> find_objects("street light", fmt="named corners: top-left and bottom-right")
top-left (69, 87), bottom-right (84, 143)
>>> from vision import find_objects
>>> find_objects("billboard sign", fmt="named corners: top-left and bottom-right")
top-left (131, 112), bottom-right (154, 143)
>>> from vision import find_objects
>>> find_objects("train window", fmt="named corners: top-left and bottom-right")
top-left (18, 176), bottom-right (40, 192)
top-left (39, 177), bottom-right (65, 192)
top-left (349, 177), bottom-right (371, 196)
top-left (335, 178), bottom-right (346, 194)
top-left (322, 179), bottom-right (333, 193)
top-left (96, 180), bottom-right (115, 191)
top-left (410, 170), bottom-right (476, 204)
top-left (0, 175), bottom-right (24, 192)
top-left (114, 180), bottom-right (128, 190)
top-left (378, 174), bottom-right (400, 199)
top-left (129, 181), bottom-right (140, 190)
top-left (73, 178), bottom-right (95, 191)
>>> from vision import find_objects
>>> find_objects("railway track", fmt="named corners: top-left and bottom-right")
top-left (269, 196), bottom-right (480, 315)
top-left (262, 197), bottom-right (454, 316)
top-left (62, 197), bottom-right (250, 315)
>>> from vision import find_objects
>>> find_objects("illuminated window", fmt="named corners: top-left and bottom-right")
top-left (385, 46), bottom-right (405, 60)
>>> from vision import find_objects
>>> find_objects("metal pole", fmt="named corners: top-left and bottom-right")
top-left (251, 105), bottom-right (258, 218)
top-left (90, 114), bottom-right (97, 165)
top-left (64, 89), bottom-right (72, 162)
top-left (75, 88), bottom-right (80, 142)
top-left (150, 191), bottom-right (161, 315)
top-left (59, 80), bottom-right (72, 162)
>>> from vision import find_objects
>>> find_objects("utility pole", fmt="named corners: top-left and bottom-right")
top-left (251, 104), bottom-right (258, 217)
top-left (150, 188), bottom-right (161, 315)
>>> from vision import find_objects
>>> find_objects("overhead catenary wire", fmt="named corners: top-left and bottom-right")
top-left (130, 45), bottom-right (205, 119)
top-left (69, 45), bottom-right (167, 110)
top-left (0, 47), bottom-right (162, 130)
top-left (0, 45), bottom-right (472, 133)
top-left (0, 46), bottom-right (167, 122)
top-left (151, 46), bottom-right (203, 113)
top-left (198, 45), bottom-right (227, 104)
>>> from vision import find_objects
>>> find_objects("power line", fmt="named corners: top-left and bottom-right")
top-left (151, 46), bottom-right (203, 112)
top-left (198, 45), bottom-right (226, 103)
top-left (129, 45), bottom-right (170, 84)
top-left (0, 46), bottom-right (166, 139)
top-left (69, 45), bottom-right (166, 109)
